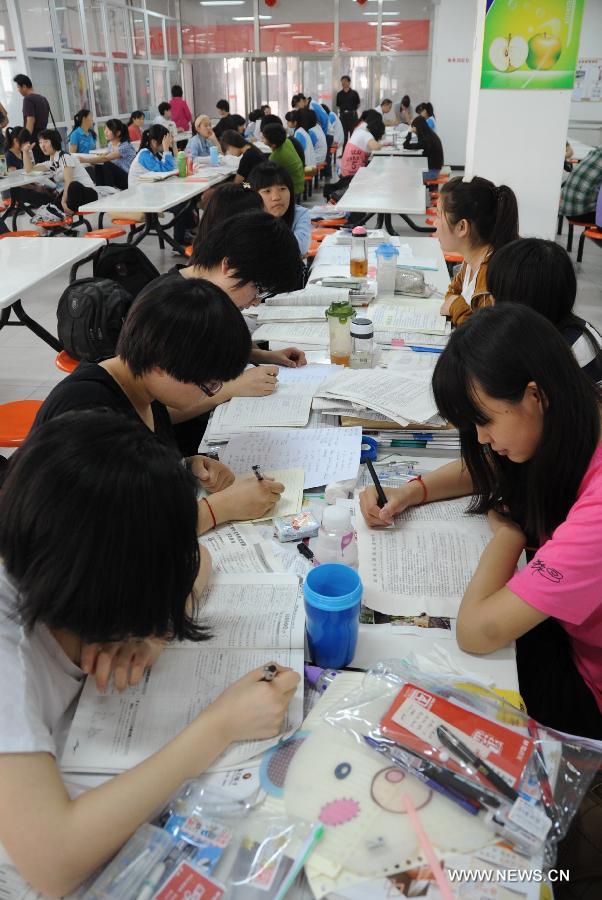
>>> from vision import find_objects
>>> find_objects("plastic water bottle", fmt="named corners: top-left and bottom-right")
top-left (375, 242), bottom-right (399, 296)
top-left (177, 150), bottom-right (186, 177)
top-left (349, 316), bottom-right (375, 369)
top-left (186, 150), bottom-right (193, 176)
top-left (326, 297), bottom-right (354, 366)
top-left (312, 506), bottom-right (358, 569)
top-left (209, 145), bottom-right (219, 166)
top-left (350, 225), bottom-right (368, 277)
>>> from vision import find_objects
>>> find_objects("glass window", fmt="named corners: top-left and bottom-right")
top-left (379, 0), bottom-right (431, 53)
top-left (262, 56), bottom-right (301, 118)
top-left (55, 0), bottom-right (83, 54)
top-left (259, 0), bottom-right (334, 55)
top-left (83, 0), bottom-right (107, 56)
top-left (0, 0), bottom-right (15, 52)
top-left (22, 1), bottom-right (53, 52)
top-left (148, 14), bottom-right (165, 60)
top-left (339, 0), bottom-right (376, 51)
top-left (337, 57), bottom-right (370, 109)
top-left (107, 5), bottom-right (129, 58)
top-left (130, 10), bottom-right (147, 58)
top-left (91, 61), bottom-right (111, 116)
top-left (133, 64), bottom-right (151, 114)
top-left (380, 55), bottom-right (430, 116)
top-left (152, 67), bottom-right (167, 108)
top-left (27, 57), bottom-right (64, 120)
top-left (146, 0), bottom-right (178, 15)
top-left (166, 20), bottom-right (179, 59)
top-left (180, 0), bottom-right (254, 55)
top-left (64, 59), bottom-right (91, 119)
top-left (114, 63), bottom-right (133, 114)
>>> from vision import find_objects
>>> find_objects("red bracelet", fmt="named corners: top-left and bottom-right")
top-left (202, 496), bottom-right (217, 528)
top-left (409, 475), bottom-right (428, 504)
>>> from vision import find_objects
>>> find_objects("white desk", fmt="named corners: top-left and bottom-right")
top-left (0, 171), bottom-right (54, 229)
top-left (0, 237), bottom-right (105, 350)
top-left (372, 146), bottom-right (425, 159)
top-left (335, 158), bottom-right (429, 234)
top-left (79, 174), bottom-right (228, 252)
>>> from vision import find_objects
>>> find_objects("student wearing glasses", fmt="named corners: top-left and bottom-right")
top-left (34, 277), bottom-right (285, 529)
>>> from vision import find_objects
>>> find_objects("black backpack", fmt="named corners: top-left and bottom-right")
top-left (92, 244), bottom-right (159, 298)
top-left (57, 278), bottom-right (134, 362)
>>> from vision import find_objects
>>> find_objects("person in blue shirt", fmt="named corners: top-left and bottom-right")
top-left (291, 93), bottom-right (329, 136)
top-left (285, 110), bottom-right (315, 168)
top-left (186, 115), bottom-right (221, 159)
top-left (416, 102), bottom-right (437, 132)
top-left (77, 119), bottom-right (135, 190)
top-left (68, 109), bottom-right (97, 154)
top-left (249, 162), bottom-right (311, 257)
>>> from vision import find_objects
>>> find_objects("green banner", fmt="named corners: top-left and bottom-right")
top-left (481, 0), bottom-right (585, 90)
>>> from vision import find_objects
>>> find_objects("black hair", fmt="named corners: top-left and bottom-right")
top-left (171, 84), bottom-right (183, 97)
top-left (487, 238), bottom-right (602, 362)
top-left (0, 411), bottom-right (206, 644)
top-left (118, 276), bottom-right (250, 384)
top-left (216, 99), bottom-right (230, 113)
top-left (38, 129), bottom-right (63, 152)
top-left (425, 102), bottom-right (435, 117)
top-left (260, 114), bottom-right (282, 131)
top-left (401, 94), bottom-right (411, 107)
top-left (128, 110), bottom-right (144, 125)
top-left (4, 126), bottom-right (26, 150)
top-left (297, 108), bottom-right (317, 131)
top-left (440, 175), bottom-right (519, 253)
top-left (13, 74), bottom-right (32, 89)
top-left (216, 114), bottom-right (244, 134)
top-left (285, 110), bottom-right (298, 125)
top-left (72, 109), bottom-right (96, 140)
top-left (195, 182), bottom-right (263, 243)
top-left (228, 113), bottom-right (245, 130)
top-left (260, 104), bottom-right (271, 113)
top-left (321, 103), bottom-right (331, 114)
top-left (248, 161), bottom-right (295, 229)
top-left (248, 108), bottom-right (262, 122)
top-left (341, 76), bottom-right (351, 83)
top-left (291, 93), bottom-right (303, 107)
top-left (219, 129), bottom-right (248, 152)
top-left (380, 98), bottom-right (392, 106)
top-left (105, 118), bottom-right (129, 143)
top-left (158, 101), bottom-right (171, 116)
top-left (140, 123), bottom-right (169, 152)
top-left (262, 123), bottom-right (286, 148)
top-left (191, 210), bottom-right (303, 294)
top-left (415, 103), bottom-right (426, 115)
top-left (359, 110), bottom-right (385, 141)
top-left (432, 305), bottom-right (601, 543)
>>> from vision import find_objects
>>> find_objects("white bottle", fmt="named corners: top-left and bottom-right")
top-left (312, 506), bottom-right (358, 569)
top-left (375, 243), bottom-right (399, 297)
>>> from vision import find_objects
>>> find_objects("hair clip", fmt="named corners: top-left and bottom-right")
top-left (242, 182), bottom-right (252, 190)
top-left (461, 174), bottom-right (474, 183)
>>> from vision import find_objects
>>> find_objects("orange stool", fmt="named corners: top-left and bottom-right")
top-left (444, 251), bottom-right (463, 263)
top-left (55, 351), bottom-right (80, 373)
top-left (425, 218), bottom-right (435, 226)
top-left (425, 175), bottom-right (449, 187)
top-left (112, 217), bottom-right (142, 227)
top-left (311, 227), bottom-right (337, 243)
top-left (0, 230), bottom-right (41, 238)
top-left (426, 207), bottom-right (437, 216)
top-left (577, 226), bottom-right (602, 262)
top-left (314, 217), bottom-right (347, 228)
top-left (307, 241), bottom-right (320, 258)
top-left (184, 245), bottom-right (193, 258)
top-left (0, 400), bottom-right (43, 447)
top-left (566, 217), bottom-right (595, 253)
top-left (84, 227), bottom-right (126, 240)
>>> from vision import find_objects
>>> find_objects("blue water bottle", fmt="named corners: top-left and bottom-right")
top-left (304, 563), bottom-right (362, 668)
top-left (209, 145), bottom-right (219, 166)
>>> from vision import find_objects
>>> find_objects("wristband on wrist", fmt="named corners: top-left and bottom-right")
top-left (409, 475), bottom-right (427, 505)
top-left (202, 496), bottom-right (216, 529)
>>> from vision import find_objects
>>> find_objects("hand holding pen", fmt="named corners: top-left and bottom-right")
top-left (207, 664), bottom-right (300, 743)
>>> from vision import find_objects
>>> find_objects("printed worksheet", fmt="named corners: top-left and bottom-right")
top-left (220, 384), bottom-right (314, 428)
top-left (257, 306), bottom-right (328, 323)
top-left (265, 287), bottom-right (349, 307)
top-left (251, 322), bottom-right (329, 345)
top-left (199, 523), bottom-right (283, 574)
top-left (369, 304), bottom-right (448, 335)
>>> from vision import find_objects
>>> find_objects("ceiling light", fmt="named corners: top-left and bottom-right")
top-left (260, 22), bottom-right (291, 28)
top-left (233, 14), bottom-right (271, 19)
top-left (292, 35), bottom-right (312, 39)
top-left (199, 1), bottom-right (246, 6)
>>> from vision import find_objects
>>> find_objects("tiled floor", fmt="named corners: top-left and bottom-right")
top-left (1, 206), bottom-right (601, 412)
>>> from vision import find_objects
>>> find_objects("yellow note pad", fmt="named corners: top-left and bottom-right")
top-left (245, 468), bottom-right (305, 522)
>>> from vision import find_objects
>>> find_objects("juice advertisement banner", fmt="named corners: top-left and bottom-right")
top-left (480, 0), bottom-right (585, 90)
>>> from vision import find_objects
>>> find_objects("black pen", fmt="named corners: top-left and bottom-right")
top-left (437, 725), bottom-right (519, 803)
top-left (252, 465), bottom-right (264, 482)
top-left (366, 459), bottom-right (388, 508)
top-left (297, 542), bottom-right (315, 563)
top-left (260, 664), bottom-right (277, 682)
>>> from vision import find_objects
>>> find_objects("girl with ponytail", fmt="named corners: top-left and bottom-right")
top-left (68, 109), bottom-right (96, 154)
top-left (78, 119), bottom-right (135, 190)
top-left (437, 175), bottom-right (519, 327)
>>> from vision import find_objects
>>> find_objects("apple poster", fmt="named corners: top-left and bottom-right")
top-left (480, 0), bottom-right (585, 90)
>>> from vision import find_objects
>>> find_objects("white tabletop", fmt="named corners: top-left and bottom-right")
top-left (372, 146), bottom-right (425, 159)
top-left (78, 174), bottom-right (227, 214)
top-left (0, 237), bottom-right (105, 310)
top-left (335, 158), bottom-right (426, 215)
top-left (0, 170), bottom-right (52, 190)
top-left (309, 234), bottom-right (449, 295)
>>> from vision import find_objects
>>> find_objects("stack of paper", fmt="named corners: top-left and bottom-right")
top-left (314, 368), bottom-right (439, 426)
top-left (264, 286), bottom-right (349, 307)
top-left (369, 304), bottom-right (449, 336)
top-left (251, 322), bottom-right (329, 346)
top-left (257, 306), bottom-right (327, 323)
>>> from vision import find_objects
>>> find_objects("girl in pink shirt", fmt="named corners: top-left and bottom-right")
top-left (170, 85), bottom-right (192, 132)
top-left (360, 304), bottom-right (602, 739)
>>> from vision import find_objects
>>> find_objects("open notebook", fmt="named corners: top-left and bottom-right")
top-left (60, 573), bottom-right (304, 775)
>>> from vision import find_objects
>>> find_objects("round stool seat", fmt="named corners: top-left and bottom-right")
top-left (55, 351), bottom-right (80, 373)
top-left (111, 218), bottom-right (142, 226)
top-left (0, 400), bottom-right (43, 447)
top-left (311, 227), bottom-right (337, 242)
top-left (38, 217), bottom-right (73, 228)
top-left (84, 227), bottom-right (126, 240)
top-left (0, 230), bottom-right (41, 238)
top-left (444, 251), bottom-right (463, 263)
top-left (315, 217), bottom-right (347, 228)
top-left (184, 245), bottom-right (193, 258)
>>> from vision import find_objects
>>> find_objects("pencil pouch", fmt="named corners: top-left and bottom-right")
top-left (395, 267), bottom-right (436, 298)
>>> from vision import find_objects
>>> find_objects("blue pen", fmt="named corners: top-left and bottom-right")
top-left (408, 345), bottom-right (445, 353)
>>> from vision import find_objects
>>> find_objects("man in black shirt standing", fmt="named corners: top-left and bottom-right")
top-left (13, 73), bottom-right (51, 162)
top-left (336, 75), bottom-right (360, 147)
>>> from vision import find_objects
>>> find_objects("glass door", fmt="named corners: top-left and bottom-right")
top-left (338, 56), bottom-right (374, 113)
top-left (300, 58), bottom-right (333, 108)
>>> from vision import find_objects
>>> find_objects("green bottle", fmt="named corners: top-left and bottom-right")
top-left (326, 298), bottom-right (354, 365)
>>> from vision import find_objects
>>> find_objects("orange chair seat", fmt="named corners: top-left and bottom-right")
top-left (425, 175), bottom-right (449, 186)
top-left (316, 163), bottom-right (326, 170)
top-left (314, 217), bottom-right (347, 228)
top-left (0, 400), bottom-right (43, 447)
top-left (304, 174), bottom-right (314, 182)
top-left (39, 217), bottom-right (73, 228)
top-left (184, 245), bottom-right (193, 258)
top-left (0, 230), bottom-right (41, 238)
top-left (444, 251), bottom-right (464, 263)
top-left (583, 227), bottom-right (602, 240)
top-left (55, 351), bottom-right (80, 373)
top-left (567, 217), bottom-right (595, 227)
top-left (311, 227), bottom-right (337, 242)
top-left (85, 227), bottom-right (126, 240)
top-left (307, 242), bottom-right (320, 257)
top-left (111, 217), bottom-right (142, 226)
top-left (426, 207), bottom-right (437, 216)
top-left (425, 218), bottom-right (435, 226)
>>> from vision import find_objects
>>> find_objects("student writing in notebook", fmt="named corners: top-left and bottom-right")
top-left (34, 277), bottom-right (285, 530)
top-left (0, 412), bottom-right (299, 896)
top-left (360, 305), bottom-right (602, 739)
top-left (436, 176), bottom-right (519, 327)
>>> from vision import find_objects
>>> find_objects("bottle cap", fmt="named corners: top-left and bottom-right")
top-left (375, 242), bottom-right (399, 258)
top-left (351, 226), bottom-right (368, 236)
top-left (322, 505), bottom-right (352, 532)
top-left (351, 317), bottom-right (374, 337)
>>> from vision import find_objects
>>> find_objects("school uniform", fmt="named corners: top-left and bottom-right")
top-left (102, 141), bottom-right (136, 190)
top-left (185, 133), bottom-right (213, 158)
top-left (339, 125), bottom-right (373, 178)
top-left (293, 205), bottom-right (312, 256)
top-left (294, 128), bottom-right (316, 168)
top-left (309, 125), bottom-right (328, 166)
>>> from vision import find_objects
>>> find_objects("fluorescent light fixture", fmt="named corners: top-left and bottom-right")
top-left (233, 14), bottom-right (271, 19)
top-left (363, 10), bottom-right (399, 14)
top-left (292, 34), bottom-right (312, 39)
top-left (200, 1), bottom-right (246, 5)
top-left (260, 22), bottom-right (291, 28)
top-left (368, 21), bottom-right (399, 26)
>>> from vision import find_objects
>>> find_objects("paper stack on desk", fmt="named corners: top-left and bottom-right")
top-left (314, 368), bottom-right (439, 426)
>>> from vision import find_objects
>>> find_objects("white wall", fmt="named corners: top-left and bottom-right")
top-left (569, 0), bottom-right (602, 126)
top-left (429, 0), bottom-right (477, 167)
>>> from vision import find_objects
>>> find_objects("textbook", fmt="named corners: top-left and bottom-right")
top-left (137, 170), bottom-right (179, 182)
top-left (61, 574), bottom-right (304, 775)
